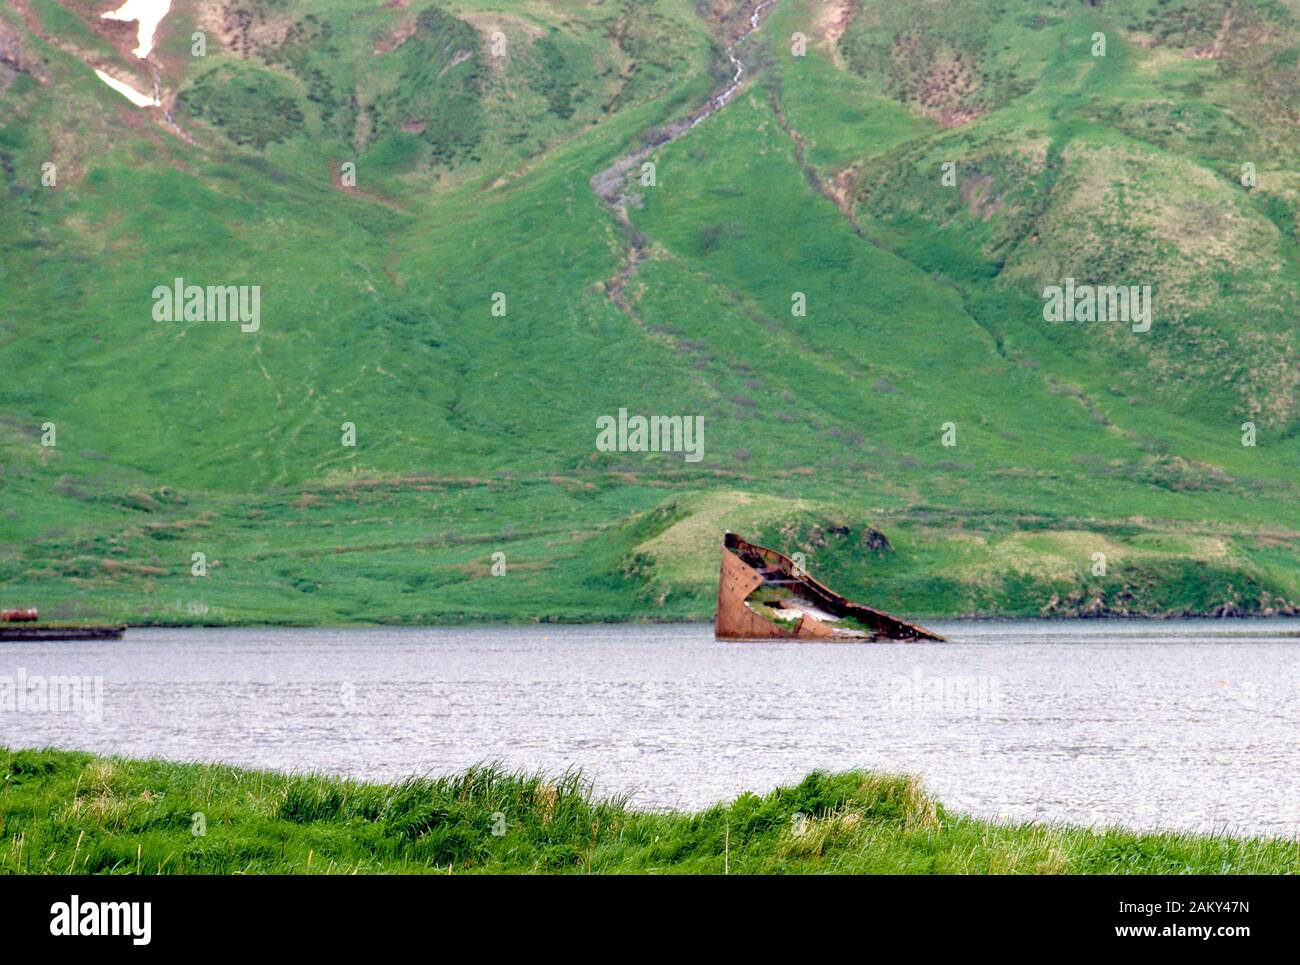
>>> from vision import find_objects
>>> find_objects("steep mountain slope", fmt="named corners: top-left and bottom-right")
top-left (1, 0), bottom-right (1297, 624)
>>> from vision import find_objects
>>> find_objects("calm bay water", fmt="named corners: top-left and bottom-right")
top-left (3, 620), bottom-right (1298, 837)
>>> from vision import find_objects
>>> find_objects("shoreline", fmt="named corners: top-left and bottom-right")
top-left (28, 613), bottom-right (1300, 631)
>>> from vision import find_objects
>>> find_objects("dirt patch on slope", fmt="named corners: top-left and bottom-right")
top-left (813, 0), bottom-right (854, 67)
top-left (372, 14), bottom-right (417, 54)
top-left (0, 15), bottom-right (49, 86)
top-left (890, 31), bottom-right (982, 126)
top-left (198, 0), bottom-right (297, 59)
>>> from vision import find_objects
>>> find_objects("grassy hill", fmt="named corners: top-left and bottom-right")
top-left (0, 0), bottom-right (1296, 625)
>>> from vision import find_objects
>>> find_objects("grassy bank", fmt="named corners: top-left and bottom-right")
top-left (2, 748), bottom-right (1295, 874)
top-left (3, 482), bottom-right (1297, 627)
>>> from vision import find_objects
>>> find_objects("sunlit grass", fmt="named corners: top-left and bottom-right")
top-left (3, 748), bottom-right (1295, 874)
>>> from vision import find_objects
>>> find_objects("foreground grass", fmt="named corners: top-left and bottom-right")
top-left (2, 749), bottom-right (1295, 874)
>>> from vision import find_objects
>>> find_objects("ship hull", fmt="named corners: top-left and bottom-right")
top-left (715, 533), bottom-right (943, 642)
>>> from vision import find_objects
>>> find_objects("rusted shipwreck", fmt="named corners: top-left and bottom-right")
top-left (716, 533), bottom-right (944, 642)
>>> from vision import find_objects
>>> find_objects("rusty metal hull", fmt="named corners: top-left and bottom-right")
top-left (715, 532), bottom-right (944, 642)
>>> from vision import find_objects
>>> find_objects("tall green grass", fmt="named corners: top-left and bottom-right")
top-left (2, 748), bottom-right (1296, 874)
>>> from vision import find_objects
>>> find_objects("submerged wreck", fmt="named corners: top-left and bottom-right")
top-left (716, 533), bottom-right (944, 642)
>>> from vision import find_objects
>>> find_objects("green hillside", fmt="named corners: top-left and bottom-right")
top-left (0, 0), bottom-right (1296, 625)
